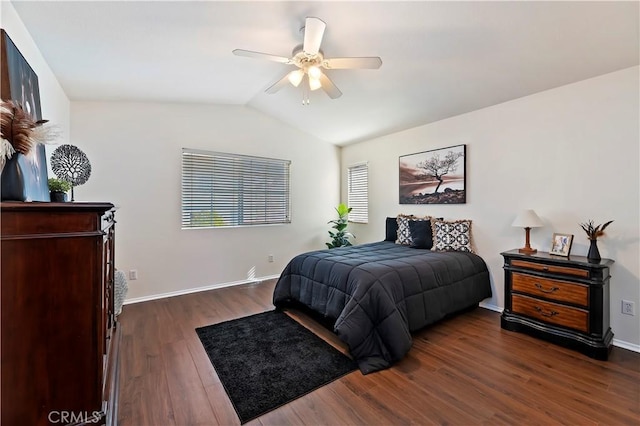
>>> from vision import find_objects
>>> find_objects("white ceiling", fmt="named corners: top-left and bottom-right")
top-left (10, 1), bottom-right (639, 146)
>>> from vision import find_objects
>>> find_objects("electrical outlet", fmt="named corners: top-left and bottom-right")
top-left (129, 269), bottom-right (138, 280)
top-left (268, 254), bottom-right (274, 263)
top-left (621, 300), bottom-right (635, 316)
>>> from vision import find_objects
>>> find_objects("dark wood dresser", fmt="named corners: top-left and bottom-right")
top-left (1, 202), bottom-right (120, 425)
top-left (501, 249), bottom-right (614, 360)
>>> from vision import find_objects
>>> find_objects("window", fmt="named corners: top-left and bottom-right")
top-left (347, 162), bottom-right (368, 223)
top-left (181, 149), bottom-right (291, 228)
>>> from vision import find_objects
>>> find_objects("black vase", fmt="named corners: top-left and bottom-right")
top-left (1, 148), bottom-right (50, 201)
top-left (1, 155), bottom-right (25, 201)
top-left (587, 239), bottom-right (601, 263)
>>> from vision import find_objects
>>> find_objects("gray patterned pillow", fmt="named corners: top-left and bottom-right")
top-left (396, 215), bottom-right (431, 245)
top-left (432, 219), bottom-right (474, 252)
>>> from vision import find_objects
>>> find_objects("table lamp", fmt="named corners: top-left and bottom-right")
top-left (512, 209), bottom-right (544, 254)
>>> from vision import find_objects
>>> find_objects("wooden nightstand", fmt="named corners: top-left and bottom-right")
top-left (500, 249), bottom-right (614, 360)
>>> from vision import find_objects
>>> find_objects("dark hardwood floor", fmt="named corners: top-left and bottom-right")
top-left (118, 280), bottom-right (640, 425)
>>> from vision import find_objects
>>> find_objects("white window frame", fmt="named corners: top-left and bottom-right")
top-left (181, 148), bottom-right (291, 229)
top-left (347, 162), bottom-right (368, 224)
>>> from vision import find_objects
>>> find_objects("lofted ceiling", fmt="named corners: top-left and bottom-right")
top-left (9, 1), bottom-right (639, 146)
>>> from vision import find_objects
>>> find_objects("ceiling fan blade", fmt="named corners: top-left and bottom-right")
top-left (265, 72), bottom-right (293, 94)
top-left (232, 49), bottom-right (292, 64)
top-left (303, 17), bottom-right (326, 55)
top-left (323, 57), bottom-right (383, 69)
top-left (319, 73), bottom-right (342, 99)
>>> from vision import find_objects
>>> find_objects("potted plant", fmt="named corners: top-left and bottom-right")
top-left (326, 203), bottom-right (355, 248)
top-left (48, 177), bottom-right (71, 202)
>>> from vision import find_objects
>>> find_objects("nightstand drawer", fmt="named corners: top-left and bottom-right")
top-left (511, 259), bottom-right (589, 278)
top-left (512, 294), bottom-right (588, 333)
top-left (512, 273), bottom-right (588, 306)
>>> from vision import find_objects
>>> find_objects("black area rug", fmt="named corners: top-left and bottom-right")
top-left (195, 310), bottom-right (357, 424)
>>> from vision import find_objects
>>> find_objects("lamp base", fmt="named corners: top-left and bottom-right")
top-left (518, 247), bottom-right (537, 254)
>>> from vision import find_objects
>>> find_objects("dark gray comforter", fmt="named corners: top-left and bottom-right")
top-left (272, 241), bottom-right (492, 373)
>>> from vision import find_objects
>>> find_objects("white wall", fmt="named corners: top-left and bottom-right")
top-left (341, 67), bottom-right (640, 349)
top-left (4, 0), bottom-right (637, 347)
top-left (0, 1), bottom-right (70, 146)
top-left (71, 101), bottom-right (340, 300)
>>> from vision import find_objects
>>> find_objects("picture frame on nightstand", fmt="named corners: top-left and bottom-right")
top-left (550, 233), bottom-right (573, 256)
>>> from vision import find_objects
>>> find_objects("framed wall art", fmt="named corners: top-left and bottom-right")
top-left (399, 144), bottom-right (466, 204)
top-left (1, 29), bottom-right (50, 202)
top-left (550, 233), bottom-right (573, 257)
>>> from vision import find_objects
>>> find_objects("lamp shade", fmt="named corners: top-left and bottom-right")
top-left (511, 209), bottom-right (544, 228)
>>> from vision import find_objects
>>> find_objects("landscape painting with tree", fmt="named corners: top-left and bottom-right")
top-left (399, 144), bottom-right (466, 204)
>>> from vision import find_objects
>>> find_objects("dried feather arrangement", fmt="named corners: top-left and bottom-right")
top-left (0, 99), bottom-right (58, 170)
top-left (579, 220), bottom-right (613, 240)
top-left (0, 137), bottom-right (15, 169)
top-left (0, 102), bottom-right (15, 169)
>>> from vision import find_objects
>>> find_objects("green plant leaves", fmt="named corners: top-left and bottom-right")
top-left (327, 204), bottom-right (355, 249)
top-left (336, 203), bottom-right (352, 217)
top-left (47, 177), bottom-right (71, 192)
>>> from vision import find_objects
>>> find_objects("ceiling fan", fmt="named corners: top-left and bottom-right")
top-left (233, 17), bottom-right (382, 104)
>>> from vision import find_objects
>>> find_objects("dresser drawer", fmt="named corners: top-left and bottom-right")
top-left (511, 259), bottom-right (589, 278)
top-left (512, 294), bottom-right (588, 333)
top-left (512, 273), bottom-right (588, 307)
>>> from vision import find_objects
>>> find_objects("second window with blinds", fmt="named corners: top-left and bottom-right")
top-left (347, 162), bottom-right (368, 223)
top-left (181, 149), bottom-right (291, 228)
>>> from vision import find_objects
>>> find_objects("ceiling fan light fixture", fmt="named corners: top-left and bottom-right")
top-left (307, 65), bottom-right (322, 80)
top-left (288, 69), bottom-right (304, 87)
top-left (308, 76), bottom-right (322, 91)
top-left (233, 16), bottom-right (381, 103)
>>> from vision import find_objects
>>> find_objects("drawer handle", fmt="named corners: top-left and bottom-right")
top-left (534, 306), bottom-right (558, 317)
top-left (542, 266), bottom-right (549, 271)
top-left (534, 283), bottom-right (559, 293)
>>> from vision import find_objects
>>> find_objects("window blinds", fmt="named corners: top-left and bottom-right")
top-left (347, 162), bottom-right (368, 223)
top-left (181, 149), bottom-right (291, 228)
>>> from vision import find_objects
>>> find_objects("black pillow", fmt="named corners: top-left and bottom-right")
top-left (385, 217), bottom-right (398, 242)
top-left (409, 219), bottom-right (434, 249)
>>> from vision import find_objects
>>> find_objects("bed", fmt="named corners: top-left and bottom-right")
top-left (272, 217), bottom-right (492, 374)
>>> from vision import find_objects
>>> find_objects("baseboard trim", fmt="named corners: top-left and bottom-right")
top-left (126, 285), bottom-right (639, 354)
top-left (123, 274), bottom-right (281, 305)
top-left (480, 305), bottom-right (639, 354)
top-left (479, 302), bottom-right (503, 313)
top-left (612, 339), bottom-right (640, 353)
